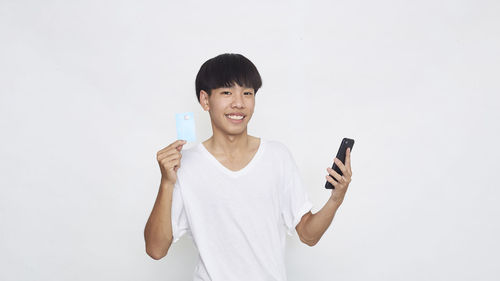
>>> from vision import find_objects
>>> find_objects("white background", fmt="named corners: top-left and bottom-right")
top-left (1, 0), bottom-right (499, 280)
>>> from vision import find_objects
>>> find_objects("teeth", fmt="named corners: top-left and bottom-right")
top-left (226, 115), bottom-right (244, 120)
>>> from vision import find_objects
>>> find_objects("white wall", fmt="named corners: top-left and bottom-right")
top-left (1, 0), bottom-right (499, 280)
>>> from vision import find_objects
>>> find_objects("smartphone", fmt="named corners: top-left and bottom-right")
top-left (325, 138), bottom-right (355, 189)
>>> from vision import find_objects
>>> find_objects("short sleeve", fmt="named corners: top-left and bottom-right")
top-left (280, 146), bottom-right (314, 237)
top-left (171, 179), bottom-right (191, 243)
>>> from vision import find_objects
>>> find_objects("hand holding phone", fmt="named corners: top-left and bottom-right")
top-left (325, 138), bottom-right (355, 189)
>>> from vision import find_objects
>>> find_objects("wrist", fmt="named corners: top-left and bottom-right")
top-left (160, 178), bottom-right (174, 190)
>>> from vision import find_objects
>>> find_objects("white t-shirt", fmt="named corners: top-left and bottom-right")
top-left (171, 138), bottom-right (314, 281)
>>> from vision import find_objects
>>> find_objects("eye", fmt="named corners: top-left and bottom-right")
top-left (245, 92), bottom-right (254, 95)
top-left (222, 91), bottom-right (231, 95)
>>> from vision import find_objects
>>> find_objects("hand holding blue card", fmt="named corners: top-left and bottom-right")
top-left (175, 112), bottom-right (196, 142)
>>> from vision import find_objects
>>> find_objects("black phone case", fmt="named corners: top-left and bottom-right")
top-left (325, 138), bottom-right (355, 189)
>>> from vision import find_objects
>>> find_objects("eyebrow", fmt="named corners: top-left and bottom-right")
top-left (220, 87), bottom-right (254, 91)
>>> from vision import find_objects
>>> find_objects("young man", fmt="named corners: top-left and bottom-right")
top-left (144, 53), bottom-right (352, 281)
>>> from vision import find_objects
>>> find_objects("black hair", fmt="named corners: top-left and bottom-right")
top-left (195, 53), bottom-right (263, 103)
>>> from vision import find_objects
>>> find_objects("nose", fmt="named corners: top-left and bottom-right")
top-left (231, 93), bottom-right (245, 108)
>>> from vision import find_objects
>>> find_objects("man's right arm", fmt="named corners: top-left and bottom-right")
top-left (144, 180), bottom-right (175, 260)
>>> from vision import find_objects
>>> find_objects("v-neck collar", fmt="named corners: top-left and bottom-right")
top-left (198, 138), bottom-right (265, 178)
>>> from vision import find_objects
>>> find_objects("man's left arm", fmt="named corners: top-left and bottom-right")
top-left (296, 147), bottom-right (353, 246)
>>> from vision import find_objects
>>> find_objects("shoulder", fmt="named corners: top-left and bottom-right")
top-left (179, 143), bottom-right (199, 159)
top-left (176, 143), bottom-right (202, 174)
top-left (262, 138), bottom-right (294, 160)
top-left (263, 138), bottom-right (286, 151)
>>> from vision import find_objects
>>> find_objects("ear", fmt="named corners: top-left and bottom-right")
top-left (200, 90), bottom-right (210, 110)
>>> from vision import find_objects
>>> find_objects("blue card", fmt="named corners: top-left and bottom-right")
top-left (175, 112), bottom-right (196, 142)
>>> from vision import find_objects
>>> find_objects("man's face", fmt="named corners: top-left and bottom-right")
top-left (200, 83), bottom-right (255, 136)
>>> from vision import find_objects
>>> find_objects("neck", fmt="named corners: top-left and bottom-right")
top-left (205, 132), bottom-right (251, 157)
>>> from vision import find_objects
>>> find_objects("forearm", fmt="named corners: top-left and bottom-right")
top-left (144, 180), bottom-right (175, 259)
top-left (304, 198), bottom-right (343, 245)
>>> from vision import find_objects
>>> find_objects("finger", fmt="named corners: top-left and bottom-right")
top-left (161, 140), bottom-right (187, 152)
top-left (341, 174), bottom-right (352, 184)
top-left (341, 175), bottom-right (350, 184)
top-left (157, 149), bottom-right (181, 160)
top-left (163, 156), bottom-right (182, 170)
top-left (159, 156), bottom-right (179, 169)
top-left (168, 157), bottom-right (181, 168)
top-left (326, 167), bottom-right (343, 182)
top-left (345, 147), bottom-right (352, 175)
top-left (158, 142), bottom-right (185, 157)
top-left (173, 140), bottom-right (187, 149)
top-left (334, 158), bottom-right (348, 176)
top-left (158, 151), bottom-right (181, 163)
top-left (325, 174), bottom-right (338, 187)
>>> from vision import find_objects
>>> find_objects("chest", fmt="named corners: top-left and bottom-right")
top-left (208, 146), bottom-right (259, 172)
top-left (216, 154), bottom-right (255, 172)
top-left (185, 163), bottom-right (282, 222)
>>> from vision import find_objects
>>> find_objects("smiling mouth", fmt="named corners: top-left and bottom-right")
top-left (225, 114), bottom-right (245, 119)
top-left (225, 114), bottom-right (246, 122)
